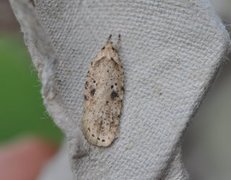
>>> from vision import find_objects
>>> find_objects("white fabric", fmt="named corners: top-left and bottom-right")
top-left (9, 0), bottom-right (229, 179)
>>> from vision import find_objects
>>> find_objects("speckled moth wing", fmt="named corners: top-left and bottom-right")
top-left (82, 36), bottom-right (124, 147)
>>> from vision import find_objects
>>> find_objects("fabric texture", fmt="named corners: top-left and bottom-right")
top-left (9, 0), bottom-right (229, 179)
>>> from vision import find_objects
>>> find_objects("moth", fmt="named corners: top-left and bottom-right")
top-left (82, 35), bottom-right (124, 147)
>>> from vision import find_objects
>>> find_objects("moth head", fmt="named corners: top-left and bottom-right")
top-left (102, 41), bottom-right (118, 54)
top-left (103, 34), bottom-right (120, 52)
top-left (100, 35), bottom-right (120, 61)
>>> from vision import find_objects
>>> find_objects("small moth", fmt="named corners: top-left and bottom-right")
top-left (82, 35), bottom-right (124, 147)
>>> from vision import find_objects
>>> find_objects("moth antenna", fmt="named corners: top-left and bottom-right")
top-left (107, 34), bottom-right (112, 43)
top-left (118, 34), bottom-right (121, 41)
top-left (115, 34), bottom-right (121, 50)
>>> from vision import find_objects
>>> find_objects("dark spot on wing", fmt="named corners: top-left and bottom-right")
top-left (111, 85), bottom-right (114, 89)
top-left (121, 86), bottom-right (124, 91)
top-left (111, 57), bottom-right (114, 61)
top-left (111, 91), bottom-right (118, 100)
top-left (102, 46), bottom-right (105, 50)
top-left (90, 89), bottom-right (96, 96)
top-left (84, 95), bottom-right (88, 100)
